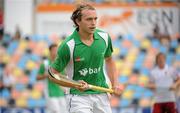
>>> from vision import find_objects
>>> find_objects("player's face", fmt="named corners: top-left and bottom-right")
top-left (77, 9), bottom-right (97, 34)
top-left (50, 46), bottom-right (57, 59)
top-left (157, 54), bottom-right (165, 68)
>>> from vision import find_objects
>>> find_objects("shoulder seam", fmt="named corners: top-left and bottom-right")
top-left (97, 32), bottom-right (108, 47)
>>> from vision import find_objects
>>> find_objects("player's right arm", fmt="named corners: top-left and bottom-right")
top-left (146, 82), bottom-right (156, 90)
top-left (37, 63), bottom-right (48, 80)
top-left (49, 42), bottom-right (73, 87)
top-left (49, 65), bottom-right (88, 90)
top-left (49, 42), bottom-right (88, 90)
top-left (37, 74), bottom-right (48, 80)
top-left (146, 71), bottom-right (156, 90)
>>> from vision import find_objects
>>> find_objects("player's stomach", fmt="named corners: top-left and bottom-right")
top-left (155, 91), bottom-right (176, 103)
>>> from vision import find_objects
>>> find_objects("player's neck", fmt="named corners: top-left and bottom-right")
top-left (78, 30), bottom-right (94, 46)
top-left (78, 29), bottom-right (93, 40)
top-left (50, 56), bottom-right (55, 61)
top-left (158, 64), bottom-right (165, 69)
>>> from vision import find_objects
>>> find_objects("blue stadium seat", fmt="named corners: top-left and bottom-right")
top-left (30, 54), bottom-right (41, 62)
top-left (176, 54), bottom-right (180, 61)
top-left (135, 86), bottom-right (145, 92)
top-left (138, 53), bottom-right (146, 61)
top-left (31, 34), bottom-right (50, 42)
top-left (126, 85), bottom-right (137, 91)
top-left (113, 40), bottom-right (121, 48)
top-left (143, 90), bottom-right (153, 98)
top-left (0, 68), bottom-right (2, 77)
top-left (159, 45), bottom-right (168, 53)
top-left (134, 62), bottom-right (141, 70)
top-left (133, 91), bottom-right (143, 99)
top-left (15, 83), bottom-right (26, 91)
top-left (30, 35), bottom-right (41, 42)
top-left (17, 54), bottom-right (29, 70)
top-left (1, 89), bottom-right (10, 99)
top-left (124, 33), bottom-right (134, 41)
top-left (29, 69), bottom-right (39, 85)
top-left (95, 0), bottom-right (104, 3)
top-left (119, 47), bottom-right (129, 56)
top-left (140, 68), bottom-right (150, 76)
top-left (133, 39), bottom-right (140, 47)
top-left (151, 39), bottom-right (160, 48)
top-left (133, 86), bottom-right (145, 99)
top-left (27, 98), bottom-right (46, 107)
top-left (2, 34), bottom-right (11, 43)
top-left (119, 99), bottom-right (131, 107)
top-left (166, 53), bottom-right (174, 65)
top-left (170, 40), bottom-right (178, 48)
top-left (134, 53), bottom-right (145, 69)
top-left (118, 76), bottom-right (128, 84)
top-left (6, 40), bottom-right (19, 55)
top-left (43, 35), bottom-right (53, 45)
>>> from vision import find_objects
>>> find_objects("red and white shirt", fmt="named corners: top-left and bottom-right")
top-left (150, 64), bottom-right (179, 103)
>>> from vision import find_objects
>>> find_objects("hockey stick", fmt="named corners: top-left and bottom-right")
top-left (48, 67), bottom-right (114, 93)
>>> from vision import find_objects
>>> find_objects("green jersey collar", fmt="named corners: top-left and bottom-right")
top-left (72, 29), bottom-right (99, 45)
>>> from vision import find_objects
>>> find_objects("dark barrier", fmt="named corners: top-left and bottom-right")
top-left (0, 107), bottom-right (45, 113)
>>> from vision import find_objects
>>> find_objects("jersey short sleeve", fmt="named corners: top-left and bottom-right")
top-left (51, 42), bottom-right (70, 72)
top-left (104, 35), bottom-right (113, 58)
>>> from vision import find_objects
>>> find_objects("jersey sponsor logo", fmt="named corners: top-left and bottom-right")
top-left (79, 67), bottom-right (101, 76)
top-left (75, 57), bottom-right (85, 62)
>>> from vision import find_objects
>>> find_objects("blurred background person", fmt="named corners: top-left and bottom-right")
top-left (175, 82), bottom-right (180, 113)
top-left (147, 52), bottom-right (180, 113)
top-left (13, 26), bottom-right (21, 41)
top-left (36, 43), bottom-right (67, 113)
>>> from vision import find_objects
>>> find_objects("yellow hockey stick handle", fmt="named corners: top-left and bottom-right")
top-left (88, 84), bottom-right (114, 93)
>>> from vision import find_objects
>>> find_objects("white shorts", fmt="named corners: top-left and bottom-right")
top-left (46, 96), bottom-right (68, 113)
top-left (66, 93), bottom-right (112, 113)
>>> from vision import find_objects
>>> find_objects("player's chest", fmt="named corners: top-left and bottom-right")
top-left (73, 42), bottom-right (106, 63)
top-left (154, 69), bottom-right (173, 81)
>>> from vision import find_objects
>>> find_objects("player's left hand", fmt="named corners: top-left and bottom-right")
top-left (112, 84), bottom-right (124, 96)
top-left (169, 84), bottom-right (177, 91)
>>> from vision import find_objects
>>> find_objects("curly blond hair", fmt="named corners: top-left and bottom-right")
top-left (71, 3), bottom-right (95, 29)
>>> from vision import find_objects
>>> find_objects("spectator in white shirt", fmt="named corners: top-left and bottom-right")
top-left (147, 52), bottom-right (180, 113)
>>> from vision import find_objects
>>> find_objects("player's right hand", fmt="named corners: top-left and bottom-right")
top-left (75, 80), bottom-right (89, 92)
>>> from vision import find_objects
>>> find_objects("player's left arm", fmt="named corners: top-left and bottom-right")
top-left (105, 56), bottom-right (118, 88)
top-left (170, 68), bottom-right (180, 90)
top-left (105, 56), bottom-right (122, 96)
top-left (170, 76), bottom-right (180, 90)
top-left (104, 34), bottom-right (122, 95)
